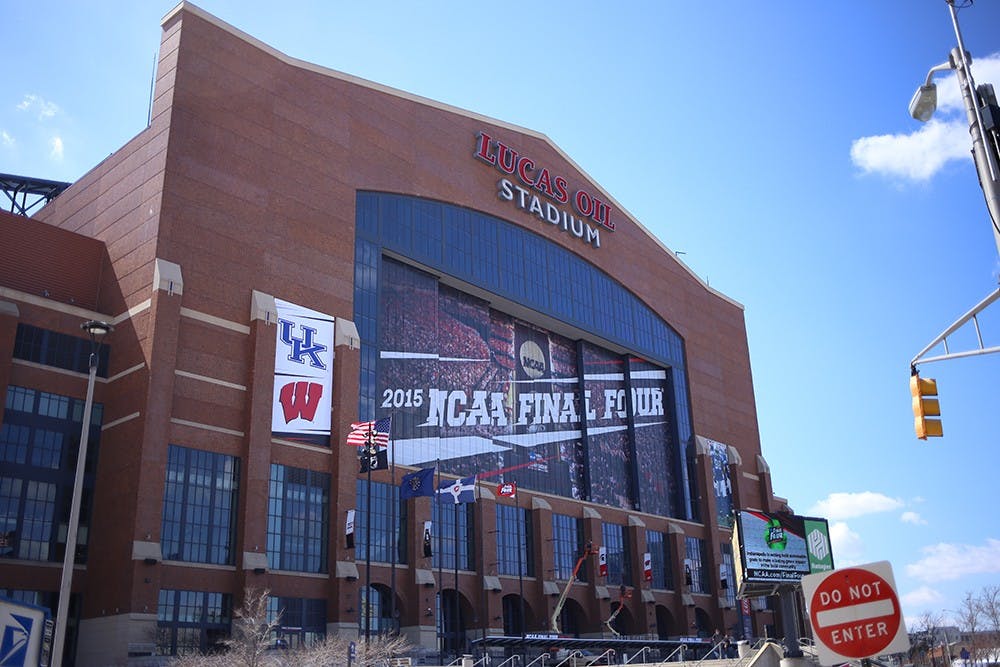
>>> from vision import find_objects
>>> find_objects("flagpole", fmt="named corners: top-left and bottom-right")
top-left (436, 461), bottom-right (443, 667)
top-left (389, 415), bottom-right (397, 636)
top-left (453, 495), bottom-right (460, 662)
top-left (364, 422), bottom-right (373, 644)
top-left (515, 478), bottom-right (525, 656)
top-left (478, 480), bottom-right (487, 652)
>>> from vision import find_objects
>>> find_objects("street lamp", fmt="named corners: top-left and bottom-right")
top-left (909, 1), bottom-right (1000, 259)
top-left (51, 319), bottom-right (112, 666)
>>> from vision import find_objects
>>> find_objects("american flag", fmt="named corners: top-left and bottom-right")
top-left (346, 417), bottom-right (392, 448)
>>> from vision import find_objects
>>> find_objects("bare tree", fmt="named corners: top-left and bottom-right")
top-left (974, 585), bottom-right (1000, 665)
top-left (225, 587), bottom-right (282, 667)
top-left (294, 634), bottom-right (413, 667)
top-left (910, 611), bottom-right (947, 667)
top-left (954, 591), bottom-right (984, 664)
top-left (167, 588), bottom-right (413, 667)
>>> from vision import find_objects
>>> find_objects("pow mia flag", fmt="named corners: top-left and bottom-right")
top-left (359, 444), bottom-right (388, 472)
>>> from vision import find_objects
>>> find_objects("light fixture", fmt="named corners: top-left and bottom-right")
top-left (908, 60), bottom-right (953, 122)
top-left (52, 320), bottom-right (114, 667)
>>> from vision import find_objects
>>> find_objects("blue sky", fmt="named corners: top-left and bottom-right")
top-left (3, 1), bottom-right (1000, 631)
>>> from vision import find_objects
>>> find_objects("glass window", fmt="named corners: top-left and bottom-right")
top-left (267, 464), bottom-right (329, 573)
top-left (685, 536), bottom-right (708, 594)
top-left (1, 386), bottom-right (102, 563)
top-left (356, 479), bottom-right (407, 564)
top-left (161, 445), bottom-right (239, 565)
top-left (431, 500), bottom-right (474, 571)
top-left (156, 589), bottom-right (231, 656)
top-left (601, 523), bottom-right (631, 586)
top-left (646, 529), bottom-right (673, 590)
top-left (496, 504), bottom-right (533, 577)
top-left (12, 324), bottom-right (110, 377)
top-left (551, 514), bottom-right (586, 582)
top-left (357, 586), bottom-right (397, 636)
top-left (720, 543), bottom-right (737, 607)
top-left (269, 596), bottom-right (326, 648)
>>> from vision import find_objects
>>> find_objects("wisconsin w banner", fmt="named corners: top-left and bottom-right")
top-left (271, 299), bottom-right (334, 446)
top-left (599, 546), bottom-right (608, 577)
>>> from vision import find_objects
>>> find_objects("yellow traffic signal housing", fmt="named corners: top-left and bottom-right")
top-left (910, 374), bottom-right (943, 439)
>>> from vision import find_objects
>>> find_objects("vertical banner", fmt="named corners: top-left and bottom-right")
top-left (643, 552), bottom-right (653, 581)
top-left (423, 521), bottom-right (433, 557)
top-left (272, 299), bottom-right (335, 445)
top-left (346, 509), bottom-right (356, 549)
top-left (707, 438), bottom-right (734, 529)
top-left (599, 546), bottom-right (608, 577)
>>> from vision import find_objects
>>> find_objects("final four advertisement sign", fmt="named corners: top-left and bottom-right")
top-left (801, 561), bottom-right (908, 665)
top-left (731, 510), bottom-right (833, 596)
top-left (271, 299), bottom-right (335, 446)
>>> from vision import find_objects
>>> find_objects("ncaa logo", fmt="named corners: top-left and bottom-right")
top-left (519, 340), bottom-right (546, 379)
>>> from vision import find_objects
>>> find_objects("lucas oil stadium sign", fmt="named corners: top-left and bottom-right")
top-left (474, 131), bottom-right (614, 249)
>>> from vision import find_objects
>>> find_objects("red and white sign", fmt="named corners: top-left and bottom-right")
top-left (801, 561), bottom-right (909, 666)
top-left (497, 482), bottom-right (516, 498)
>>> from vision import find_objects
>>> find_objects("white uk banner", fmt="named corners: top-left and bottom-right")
top-left (271, 299), bottom-right (335, 444)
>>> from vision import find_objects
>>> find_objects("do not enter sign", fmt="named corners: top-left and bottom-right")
top-left (801, 561), bottom-right (910, 665)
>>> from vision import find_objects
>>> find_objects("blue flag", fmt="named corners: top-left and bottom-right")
top-left (437, 475), bottom-right (476, 504)
top-left (400, 467), bottom-right (436, 499)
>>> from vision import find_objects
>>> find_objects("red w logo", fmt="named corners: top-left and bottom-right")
top-left (278, 381), bottom-right (323, 423)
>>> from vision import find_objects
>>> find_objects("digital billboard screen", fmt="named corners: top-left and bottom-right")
top-left (732, 510), bottom-right (833, 594)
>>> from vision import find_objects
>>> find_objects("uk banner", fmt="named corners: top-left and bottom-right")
top-left (271, 299), bottom-right (335, 446)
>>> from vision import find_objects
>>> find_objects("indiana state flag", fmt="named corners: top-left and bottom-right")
top-left (400, 467), bottom-right (436, 500)
top-left (437, 475), bottom-right (476, 504)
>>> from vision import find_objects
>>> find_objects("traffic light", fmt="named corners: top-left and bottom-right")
top-left (910, 372), bottom-right (942, 439)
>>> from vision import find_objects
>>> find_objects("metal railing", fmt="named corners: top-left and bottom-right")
top-left (623, 647), bottom-right (653, 664)
top-left (655, 644), bottom-right (688, 665)
top-left (495, 656), bottom-right (523, 667)
top-left (525, 653), bottom-right (549, 667)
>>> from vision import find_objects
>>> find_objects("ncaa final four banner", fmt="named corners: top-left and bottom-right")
top-left (271, 299), bottom-right (335, 446)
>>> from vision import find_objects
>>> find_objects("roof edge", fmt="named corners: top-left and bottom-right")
top-left (161, 2), bottom-right (743, 311)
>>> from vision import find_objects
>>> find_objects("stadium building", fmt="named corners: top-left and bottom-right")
top-left (0, 3), bottom-right (795, 665)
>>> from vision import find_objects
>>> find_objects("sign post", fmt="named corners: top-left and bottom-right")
top-left (801, 561), bottom-right (909, 666)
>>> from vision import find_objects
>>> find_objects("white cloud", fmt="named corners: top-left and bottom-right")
top-left (808, 491), bottom-right (905, 520)
top-left (905, 538), bottom-right (1000, 582)
top-left (49, 136), bottom-right (64, 161)
top-left (850, 120), bottom-right (971, 181)
top-left (16, 93), bottom-right (60, 120)
top-left (1, 130), bottom-right (12, 148)
top-left (829, 521), bottom-right (864, 566)
top-left (900, 511), bottom-right (927, 525)
top-left (902, 585), bottom-right (943, 609)
top-left (850, 52), bottom-right (1000, 182)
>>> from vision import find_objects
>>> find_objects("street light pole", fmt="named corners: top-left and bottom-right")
top-left (51, 320), bottom-right (112, 666)
top-left (910, 0), bottom-right (1000, 259)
